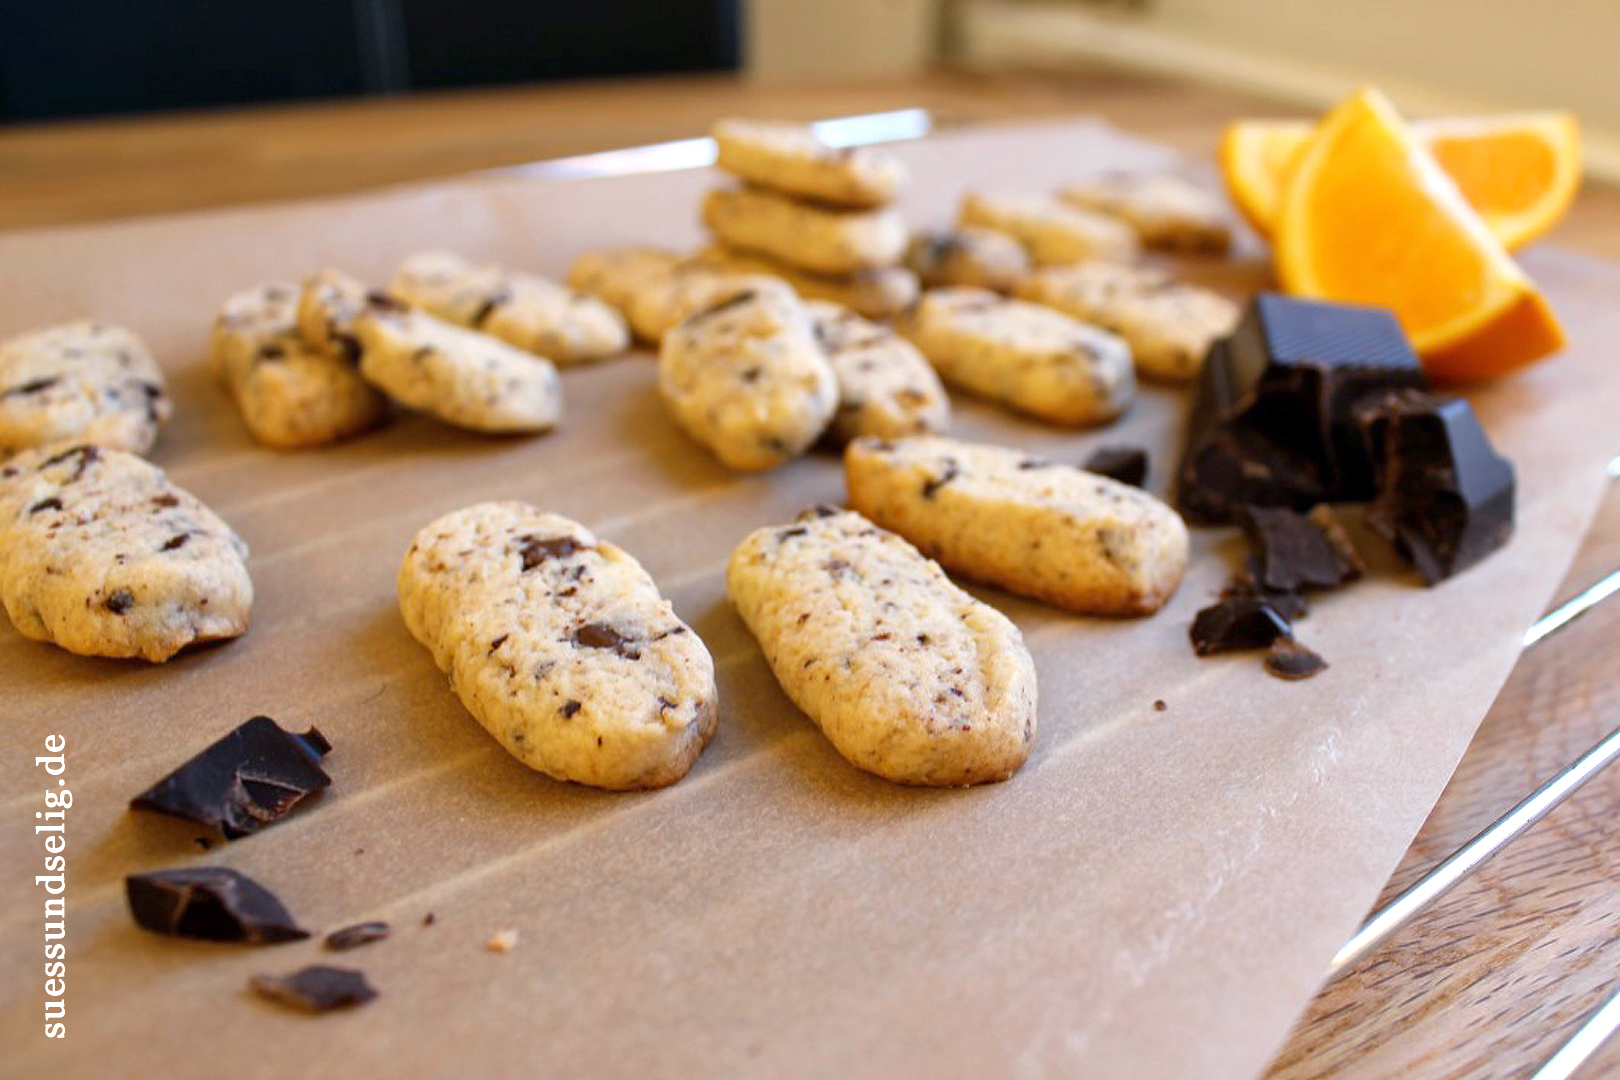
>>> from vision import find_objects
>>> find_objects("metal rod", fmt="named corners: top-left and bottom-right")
top-left (1328, 719), bottom-right (1620, 976)
top-left (1524, 567), bottom-right (1620, 646)
top-left (1528, 986), bottom-right (1620, 1080)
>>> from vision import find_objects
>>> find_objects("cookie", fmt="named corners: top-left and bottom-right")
top-left (657, 287), bottom-right (837, 471)
top-left (630, 268), bottom-right (799, 346)
top-left (702, 185), bottom-right (907, 275)
top-left (904, 227), bottom-right (1030, 292)
top-left (0, 322), bottom-right (170, 457)
top-left (1058, 172), bottom-right (1232, 255)
top-left (712, 118), bottom-right (906, 208)
top-left (803, 300), bottom-right (949, 444)
top-left (844, 435), bottom-right (1188, 616)
top-left (566, 246), bottom-right (685, 328)
top-left (1013, 262), bottom-right (1239, 383)
top-left (0, 444), bottom-right (252, 660)
top-left (727, 506), bottom-right (1037, 786)
top-left (398, 502), bottom-right (716, 790)
top-left (958, 192), bottom-right (1139, 266)
top-left (355, 306), bottom-right (562, 434)
top-left (209, 284), bottom-right (387, 448)
top-left (296, 268), bottom-right (380, 362)
top-left (389, 251), bottom-right (629, 365)
top-left (896, 287), bottom-right (1135, 427)
top-left (694, 244), bottom-right (920, 320)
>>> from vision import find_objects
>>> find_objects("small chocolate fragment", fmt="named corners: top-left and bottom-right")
top-left (125, 867), bottom-right (309, 943)
top-left (1189, 596), bottom-right (1292, 655)
top-left (130, 715), bottom-right (332, 839)
top-left (1360, 390), bottom-right (1516, 584)
top-left (324, 921), bottom-right (391, 952)
top-left (1082, 445), bottom-right (1149, 487)
top-left (1176, 294), bottom-right (1427, 521)
top-left (250, 966), bottom-right (377, 1013)
top-left (1236, 504), bottom-right (1364, 593)
top-left (1265, 639), bottom-right (1329, 680)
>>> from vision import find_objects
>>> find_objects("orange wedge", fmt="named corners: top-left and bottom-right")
top-left (1222, 110), bottom-right (1580, 249)
top-left (1275, 87), bottom-right (1565, 383)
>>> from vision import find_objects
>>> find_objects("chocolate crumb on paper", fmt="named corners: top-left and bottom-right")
top-left (324, 922), bottom-right (391, 952)
top-left (1265, 639), bottom-right (1329, 680)
top-left (250, 966), bottom-right (378, 1013)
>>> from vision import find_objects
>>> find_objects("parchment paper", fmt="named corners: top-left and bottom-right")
top-left (3, 119), bottom-right (1619, 1080)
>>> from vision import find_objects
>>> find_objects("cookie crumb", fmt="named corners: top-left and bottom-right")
top-left (422, 911), bottom-right (435, 927)
top-left (1152, 699), bottom-right (1167, 712)
top-left (487, 928), bottom-right (519, 953)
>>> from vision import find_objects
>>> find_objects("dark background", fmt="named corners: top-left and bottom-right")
top-left (0, 0), bottom-right (741, 123)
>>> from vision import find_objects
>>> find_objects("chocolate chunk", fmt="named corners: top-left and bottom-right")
top-left (250, 966), bottom-right (377, 1013)
top-left (560, 699), bottom-right (582, 718)
top-left (257, 342), bottom-right (287, 361)
top-left (1222, 558), bottom-right (1310, 621)
top-left (3, 376), bottom-right (60, 397)
top-left (1236, 504), bottom-right (1364, 593)
top-left (921, 458), bottom-right (959, 498)
top-left (1360, 390), bottom-right (1515, 583)
top-left (471, 285), bottom-right (513, 327)
top-left (323, 922), bottom-right (391, 952)
top-left (574, 622), bottom-right (639, 659)
top-left (1189, 596), bottom-right (1292, 655)
top-left (126, 867), bottom-right (309, 943)
top-left (1176, 294), bottom-right (1426, 521)
top-left (41, 444), bottom-right (100, 481)
top-left (160, 533), bottom-right (189, 552)
top-left (686, 290), bottom-right (755, 325)
top-left (104, 588), bottom-right (134, 614)
top-left (365, 290), bottom-right (408, 313)
top-left (1265, 639), bottom-right (1329, 680)
top-left (519, 535), bottom-right (582, 570)
top-left (130, 715), bottom-right (332, 839)
top-left (1083, 445), bottom-right (1149, 487)
top-left (151, 493), bottom-right (180, 509)
top-left (28, 497), bottom-right (62, 514)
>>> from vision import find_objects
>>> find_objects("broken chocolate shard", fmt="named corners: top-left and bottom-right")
top-left (1265, 639), bottom-right (1329, 680)
top-left (1189, 596), bottom-right (1292, 655)
top-left (324, 921), bottom-right (391, 952)
top-left (1176, 294), bottom-right (1426, 521)
top-left (1361, 390), bottom-right (1516, 584)
top-left (130, 715), bottom-right (332, 839)
top-left (1222, 558), bottom-right (1310, 621)
top-left (1082, 445), bottom-right (1149, 487)
top-left (1236, 504), bottom-right (1364, 593)
top-left (126, 867), bottom-right (309, 943)
top-left (250, 966), bottom-right (377, 1013)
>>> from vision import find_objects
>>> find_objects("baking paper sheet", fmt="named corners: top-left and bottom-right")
top-left (3, 119), bottom-right (1619, 1080)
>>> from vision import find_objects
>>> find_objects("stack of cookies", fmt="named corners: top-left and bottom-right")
top-left (698, 119), bottom-right (919, 320)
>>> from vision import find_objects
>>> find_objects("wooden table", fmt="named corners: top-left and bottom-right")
top-left (4, 68), bottom-right (1617, 1078)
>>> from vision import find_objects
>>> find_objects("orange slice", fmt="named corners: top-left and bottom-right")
top-left (1275, 87), bottom-right (1564, 383)
top-left (1222, 110), bottom-right (1580, 249)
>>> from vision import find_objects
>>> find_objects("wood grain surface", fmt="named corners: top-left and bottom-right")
top-left (4, 68), bottom-right (1620, 1079)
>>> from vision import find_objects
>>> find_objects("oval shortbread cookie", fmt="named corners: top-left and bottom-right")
top-left (694, 244), bottom-right (920, 321)
top-left (727, 506), bottom-right (1037, 786)
top-left (904, 227), bottom-right (1030, 293)
top-left (566, 246), bottom-right (685, 332)
top-left (712, 118), bottom-right (905, 208)
top-left (0, 322), bottom-right (171, 456)
top-left (210, 284), bottom-right (387, 448)
top-left (1014, 262), bottom-right (1239, 383)
top-left (355, 305), bottom-right (561, 434)
top-left (897, 287), bottom-right (1135, 427)
top-left (959, 192), bottom-right (1139, 266)
top-left (702, 186), bottom-right (907, 275)
top-left (844, 435), bottom-right (1188, 616)
top-left (803, 300), bottom-right (949, 445)
top-left (398, 502), bottom-right (717, 790)
top-left (1057, 172), bottom-right (1232, 255)
top-left (657, 286), bottom-right (837, 471)
top-left (389, 251), bottom-right (629, 365)
top-left (0, 445), bottom-right (252, 660)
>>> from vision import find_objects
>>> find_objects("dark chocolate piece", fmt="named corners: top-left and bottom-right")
top-left (130, 715), bottom-right (332, 839)
top-left (1236, 504), bottom-right (1364, 593)
top-left (323, 921), bottom-right (391, 952)
top-left (250, 966), bottom-right (377, 1013)
top-left (125, 867), bottom-right (309, 943)
top-left (1265, 639), bottom-right (1329, 680)
top-left (1176, 294), bottom-right (1426, 521)
top-left (1221, 557), bottom-right (1310, 621)
top-left (1082, 445), bottom-right (1149, 487)
top-left (1189, 596), bottom-right (1293, 655)
top-left (1360, 390), bottom-right (1516, 584)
